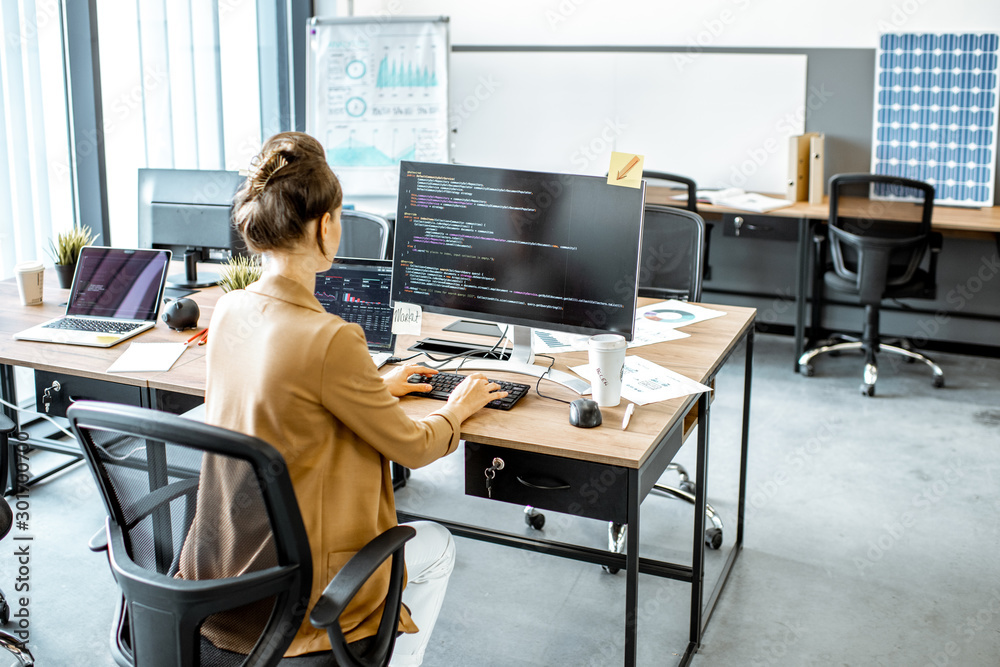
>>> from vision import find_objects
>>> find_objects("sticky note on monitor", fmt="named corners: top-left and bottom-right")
top-left (392, 302), bottom-right (422, 335)
top-left (608, 152), bottom-right (644, 188)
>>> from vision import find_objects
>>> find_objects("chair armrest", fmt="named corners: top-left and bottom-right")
top-left (89, 525), bottom-right (108, 553)
top-left (309, 526), bottom-right (416, 629)
top-left (926, 231), bottom-right (943, 285)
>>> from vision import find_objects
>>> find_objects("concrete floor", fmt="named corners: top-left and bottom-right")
top-left (3, 332), bottom-right (999, 666)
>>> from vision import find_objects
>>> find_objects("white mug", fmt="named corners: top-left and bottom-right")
top-left (588, 334), bottom-right (627, 407)
top-left (15, 260), bottom-right (45, 306)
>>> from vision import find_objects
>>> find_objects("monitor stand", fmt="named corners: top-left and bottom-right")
top-left (168, 249), bottom-right (219, 289)
top-left (439, 325), bottom-right (590, 395)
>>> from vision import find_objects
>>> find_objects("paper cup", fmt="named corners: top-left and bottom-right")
top-left (15, 260), bottom-right (45, 306)
top-left (588, 334), bottom-right (627, 407)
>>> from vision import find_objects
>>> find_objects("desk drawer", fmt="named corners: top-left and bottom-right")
top-left (722, 213), bottom-right (798, 242)
top-left (35, 371), bottom-right (143, 418)
top-left (465, 442), bottom-right (629, 524)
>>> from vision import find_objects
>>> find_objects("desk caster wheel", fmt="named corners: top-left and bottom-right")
top-left (524, 508), bottom-right (545, 530)
top-left (861, 384), bottom-right (875, 397)
top-left (800, 364), bottom-right (814, 376)
top-left (706, 527), bottom-right (723, 550)
top-left (933, 376), bottom-right (945, 388)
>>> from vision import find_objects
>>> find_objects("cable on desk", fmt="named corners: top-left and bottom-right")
top-left (532, 355), bottom-right (572, 404)
top-left (421, 325), bottom-right (511, 370)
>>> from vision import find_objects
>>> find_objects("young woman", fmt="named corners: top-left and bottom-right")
top-left (179, 131), bottom-right (505, 665)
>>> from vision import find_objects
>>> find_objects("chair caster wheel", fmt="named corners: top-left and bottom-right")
top-left (933, 376), bottom-right (944, 388)
top-left (861, 384), bottom-right (875, 397)
top-left (706, 527), bottom-right (723, 550)
top-left (0, 599), bottom-right (8, 625)
top-left (524, 510), bottom-right (545, 530)
top-left (800, 364), bottom-right (814, 377)
top-left (602, 565), bottom-right (620, 575)
top-left (679, 481), bottom-right (695, 494)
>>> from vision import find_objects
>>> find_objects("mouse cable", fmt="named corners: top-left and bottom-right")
top-left (532, 355), bottom-right (571, 404)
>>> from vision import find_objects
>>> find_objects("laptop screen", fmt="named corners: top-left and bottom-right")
top-left (315, 261), bottom-right (395, 352)
top-left (67, 247), bottom-right (171, 320)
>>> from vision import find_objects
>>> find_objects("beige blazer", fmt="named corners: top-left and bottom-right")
top-left (178, 273), bottom-right (461, 656)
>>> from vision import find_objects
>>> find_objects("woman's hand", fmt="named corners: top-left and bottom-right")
top-left (383, 364), bottom-right (438, 397)
top-left (446, 372), bottom-right (508, 422)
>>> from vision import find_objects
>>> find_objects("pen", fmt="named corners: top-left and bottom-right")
top-left (621, 403), bottom-right (635, 431)
top-left (186, 328), bottom-right (208, 345)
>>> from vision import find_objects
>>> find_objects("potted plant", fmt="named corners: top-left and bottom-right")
top-left (217, 254), bottom-right (263, 293)
top-left (49, 225), bottom-right (97, 288)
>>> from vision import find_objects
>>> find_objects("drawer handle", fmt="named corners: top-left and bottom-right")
top-left (516, 476), bottom-right (571, 491)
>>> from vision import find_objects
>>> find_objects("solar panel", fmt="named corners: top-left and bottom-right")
top-left (872, 33), bottom-right (999, 207)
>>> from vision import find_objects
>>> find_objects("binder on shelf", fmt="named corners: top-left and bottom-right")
top-left (786, 132), bottom-right (825, 203)
top-left (808, 133), bottom-right (825, 205)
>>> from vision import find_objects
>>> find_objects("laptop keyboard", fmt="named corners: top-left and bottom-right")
top-left (42, 318), bottom-right (145, 335)
top-left (407, 372), bottom-right (530, 411)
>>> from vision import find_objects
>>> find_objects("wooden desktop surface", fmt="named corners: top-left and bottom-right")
top-left (2, 265), bottom-right (755, 469)
top-left (645, 185), bottom-right (1000, 233)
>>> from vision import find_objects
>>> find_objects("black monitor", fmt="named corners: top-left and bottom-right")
top-left (392, 161), bottom-right (645, 391)
top-left (137, 168), bottom-right (246, 288)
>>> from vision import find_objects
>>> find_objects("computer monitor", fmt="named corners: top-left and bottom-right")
top-left (392, 161), bottom-right (645, 392)
top-left (137, 168), bottom-right (247, 288)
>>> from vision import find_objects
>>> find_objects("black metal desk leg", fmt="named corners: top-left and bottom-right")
top-left (625, 467), bottom-right (640, 667)
top-left (794, 218), bottom-right (812, 371)
top-left (690, 391), bottom-right (711, 644)
top-left (737, 330), bottom-right (754, 545)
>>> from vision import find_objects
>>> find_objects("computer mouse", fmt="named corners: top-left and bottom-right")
top-left (569, 398), bottom-right (602, 428)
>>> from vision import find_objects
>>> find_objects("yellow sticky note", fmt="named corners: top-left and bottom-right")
top-left (607, 152), bottom-right (644, 188)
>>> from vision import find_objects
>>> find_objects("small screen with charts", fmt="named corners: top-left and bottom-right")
top-left (392, 161), bottom-right (645, 339)
top-left (315, 262), bottom-right (395, 351)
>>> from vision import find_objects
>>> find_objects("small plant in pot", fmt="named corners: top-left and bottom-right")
top-left (49, 225), bottom-right (97, 289)
top-left (217, 254), bottom-right (263, 293)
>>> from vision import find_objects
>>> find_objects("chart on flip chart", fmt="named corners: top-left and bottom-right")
top-left (307, 17), bottom-right (450, 196)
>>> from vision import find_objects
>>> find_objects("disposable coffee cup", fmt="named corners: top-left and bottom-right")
top-left (15, 260), bottom-right (45, 306)
top-left (588, 333), bottom-right (627, 407)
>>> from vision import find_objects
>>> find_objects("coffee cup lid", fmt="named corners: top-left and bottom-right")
top-left (15, 260), bottom-right (44, 272)
top-left (588, 333), bottom-right (627, 350)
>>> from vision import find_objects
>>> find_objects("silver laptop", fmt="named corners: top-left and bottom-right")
top-left (14, 246), bottom-right (172, 348)
top-left (315, 259), bottom-right (397, 368)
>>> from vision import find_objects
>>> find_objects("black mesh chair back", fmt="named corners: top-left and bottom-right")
top-left (637, 205), bottom-right (705, 302)
top-left (337, 211), bottom-right (393, 260)
top-left (68, 402), bottom-right (312, 667)
top-left (827, 173), bottom-right (936, 305)
top-left (643, 171), bottom-right (698, 212)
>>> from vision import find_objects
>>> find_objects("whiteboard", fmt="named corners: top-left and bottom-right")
top-left (449, 51), bottom-right (808, 193)
top-left (306, 17), bottom-right (450, 196)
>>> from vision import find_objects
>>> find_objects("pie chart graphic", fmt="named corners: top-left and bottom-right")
top-left (643, 308), bottom-right (695, 324)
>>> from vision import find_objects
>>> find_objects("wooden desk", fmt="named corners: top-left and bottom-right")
top-left (647, 186), bottom-right (1000, 368)
top-left (1, 272), bottom-right (755, 666)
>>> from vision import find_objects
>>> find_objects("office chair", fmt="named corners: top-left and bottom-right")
top-left (798, 173), bottom-right (945, 396)
top-left (643, 171), bottom-right (712, 280)
top-left (337, 210), bottom-right (393, 260)
top-left (0, 415), bottom-right (34, 666)
top-left (68, 402), bottom-right (413, 667)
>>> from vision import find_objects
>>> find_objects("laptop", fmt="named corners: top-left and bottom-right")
top-left (14, 246), bottom-right (172, 348)
top-left (315, 259), bottom-right (397, 368)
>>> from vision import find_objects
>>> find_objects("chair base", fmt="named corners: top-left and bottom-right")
top-left (799, 339), bottom-right (945, 396)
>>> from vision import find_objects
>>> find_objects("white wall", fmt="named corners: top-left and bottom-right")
top-left (350, 0), bottom-right (1000, 48)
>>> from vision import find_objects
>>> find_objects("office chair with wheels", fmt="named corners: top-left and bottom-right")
top-left (643, 171), bottom-right (712, 280)
top-left (337, 210), bottom-right (393, 260)
top-left (798, 173), bottom-right (945, 396)
top-left (68, 402), bottom-right (413, 667)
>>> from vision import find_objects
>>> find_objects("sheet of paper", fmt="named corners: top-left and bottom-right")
top-left (107, 342), bottom-right (188, 373)
top-left (636, 300), bottom-right (725, 329)
top-left (571, 355), bottom-right (712, 406)
top-left (532, 320), bottom-right (688, 355)
top-left (392, 302), bottom-right (422, 335)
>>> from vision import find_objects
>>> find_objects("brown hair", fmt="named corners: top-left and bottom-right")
top-left (232, 132), bottom-right (343, 255)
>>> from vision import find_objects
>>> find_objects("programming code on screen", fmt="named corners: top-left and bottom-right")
top-left (393, 162), bottom-right (644, 337)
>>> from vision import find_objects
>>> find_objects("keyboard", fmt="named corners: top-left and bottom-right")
top-left (407, 372), bottom-right (530, 411)
top-left (42, 318), bottom-right (145, 335)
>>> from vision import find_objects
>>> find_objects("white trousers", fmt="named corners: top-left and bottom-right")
top-left (390, 521), bottom-right (456, 667)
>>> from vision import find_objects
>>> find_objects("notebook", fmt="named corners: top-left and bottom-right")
top-left (315, 259), bottom-right (397, 368)
top-left (14, 247), bottom-right (172, 348)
